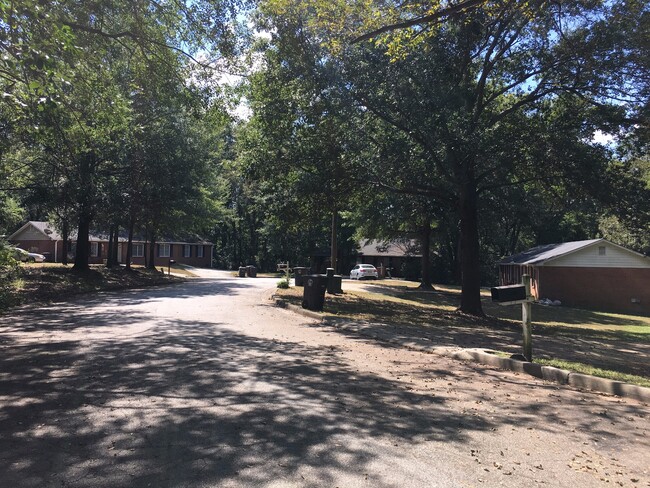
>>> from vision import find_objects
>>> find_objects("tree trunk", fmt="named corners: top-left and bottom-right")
top-left (458, 174), bottom-right (484, 315)
top-left (112, 227), bottom-right (119, 265)
top-left (73, 212), bottom-right (91, 271)
top-left (148, 234), bottom-right (157, 269)
top-left (61, 220), bottom-right (69, 266)
top-left (419, 224), bottom-right (434, 290)
top-left (106, 226), bottom-right (115, 267)
top-left (330, 210), bottom-right (338, 273)
top-left (125, 212), bottom-right (135, 270)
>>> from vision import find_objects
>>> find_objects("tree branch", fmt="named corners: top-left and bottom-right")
top-left (351, 0), bottom-right (489, 44)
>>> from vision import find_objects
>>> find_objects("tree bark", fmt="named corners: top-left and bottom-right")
top-left (330, 210), bottom-right (338, 273)
top-left (112, 227), bottom-right (119, 265)
top-left (73, 212), bottom-right (91, 271)
top-left (147, 233), bottom-right (157, 269)
top-left (61, 220), bottom-right (69, 266)
top-left (458, 174), bottom-right (484, 315)
top-left (419, 224), bottom-right (434, 290)
top-left (106, 226), bottom-right (115, 267)
top-left (125, 212), bottom-right (135, 270)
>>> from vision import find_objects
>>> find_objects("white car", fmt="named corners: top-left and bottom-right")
top-left (13, 247), bottom-right (46, 263)
top-left (350, 264), bottom-right (378, 280)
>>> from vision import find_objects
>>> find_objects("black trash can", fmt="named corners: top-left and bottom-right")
top-left (324, 267), bottom-right (342, 294)
top-left (293, 266), bottom-right (309, 286)
top-left (247, 265), bottom-right (257, 277)
top-left (238, 266), bottom-right (247, 277)
top-left (302, 274), bottom-right (327, 311)
top-left (327, 275), bottom-right (343, 294)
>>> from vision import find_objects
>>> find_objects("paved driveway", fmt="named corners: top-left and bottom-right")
top-left (0, 271), bottom-right (648, 487)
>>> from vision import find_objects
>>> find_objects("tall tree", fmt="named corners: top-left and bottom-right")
top-left (261, 0), bottom-right (648, 315)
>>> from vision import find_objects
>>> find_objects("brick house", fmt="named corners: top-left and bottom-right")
top-left (499, 239), bottom-right (650, 315)
top-left (356, 239), bottom-right (422, 278)
top-left (7, 221), bottom-right (214, 268)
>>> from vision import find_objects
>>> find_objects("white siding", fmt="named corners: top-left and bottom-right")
top-left (13, 225), bottom-right (51, 241)
top-left (547, 242), bottom-right (650, 268)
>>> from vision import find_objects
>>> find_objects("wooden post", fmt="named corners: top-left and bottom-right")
top-left (522, 274), bottom-right (533, 361)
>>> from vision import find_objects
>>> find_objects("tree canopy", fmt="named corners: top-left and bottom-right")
top-left (1, 0), bottom-right (648, 317)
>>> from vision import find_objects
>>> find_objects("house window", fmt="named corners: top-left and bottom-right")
top-left (90, 242), bottom-right (99, 257)
top-left (159, 243), bottom-right (170, 258)
top-left (183, 244), bottom-right (191, 258)
top-left (598, 246), bottom-right (606, 256)
top-left (133, 244), bottom-right (144, 258)
top-left (197, 246), bottom-right (204, 258)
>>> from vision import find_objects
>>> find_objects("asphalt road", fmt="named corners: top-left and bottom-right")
top-left (0, 269), bottom-right (648, 487)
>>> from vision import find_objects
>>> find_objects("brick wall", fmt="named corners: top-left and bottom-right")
top-left (538, 267), bottom-right (650, 316)
top-left (9, 239), bottom-right (57, 262)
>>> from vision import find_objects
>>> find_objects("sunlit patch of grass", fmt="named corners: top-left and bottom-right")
top-left (535, 358), bottom-right (650, 388)
top-left (278, 282), bottom-right (650, 341)
top-left (481, 350), bottom-right (650, 388)
top-left (0, 265), bottom-right (184, 312)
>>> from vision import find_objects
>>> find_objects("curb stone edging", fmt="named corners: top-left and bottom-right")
top-left (273, 298), bottom-right (325, 321)
top-left (568, 373), bottom-right (650, 402)
top-left (272, 297), bottom-right (650, 403)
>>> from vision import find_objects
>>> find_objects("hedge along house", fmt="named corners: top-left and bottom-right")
top-left (8, 221), bottom-right (214, 268)
top-left (499, 239), bottom-right (650, 315)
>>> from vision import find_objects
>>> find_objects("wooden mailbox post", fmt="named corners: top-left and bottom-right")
top-left (491, 274), bottom-right (534, 361)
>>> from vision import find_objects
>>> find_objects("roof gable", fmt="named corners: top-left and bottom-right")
top-left (501, 239), bottom-right (650, 267)
top-left (7, 221), bottom-right (61, 241)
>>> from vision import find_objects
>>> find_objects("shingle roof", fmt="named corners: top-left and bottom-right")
top-left (11, 221), bottom-right (213, 245)
top-left (28, 221), bottom-right (62, 240)
top-left (357, 239), bottom-right (422, 258)
top-left (499, 239), bottom-right (602, 265)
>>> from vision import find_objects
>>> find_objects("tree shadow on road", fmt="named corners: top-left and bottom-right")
top-left (0, 308), bottom-right (648, 487)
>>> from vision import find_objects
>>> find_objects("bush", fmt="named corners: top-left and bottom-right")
top-left (277, 279), bottom-right (289, 289)
top-left (0, 241), bottom-right (19, 309)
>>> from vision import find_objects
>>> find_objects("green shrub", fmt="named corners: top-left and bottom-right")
top-left (277, 279), bottom-right (289, 289)
top-left (0, 241), bottom-right (19, 309)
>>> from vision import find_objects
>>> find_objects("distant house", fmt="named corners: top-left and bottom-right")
top-left (356, 239), bottom-right (422, 278)
top-left (499, 239), bottom-right (650, 315)
top-left (7, 221), bottom-right (214, 268)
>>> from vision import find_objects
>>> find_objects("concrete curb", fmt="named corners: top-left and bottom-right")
top-left (274, 298), bottom-right (325, 321)
top-left (272, 297), bottom-right (650, 403)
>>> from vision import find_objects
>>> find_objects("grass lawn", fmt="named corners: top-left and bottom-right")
top-left (355, 281), bottom-right (650, 342)
top-left (275, 280), bottom-right (650, 387)
top-left (1, 263), bottom-right (185, 311)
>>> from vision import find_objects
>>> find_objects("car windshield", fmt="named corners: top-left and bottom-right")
top-left (361, 265), bottom-right (375, 268)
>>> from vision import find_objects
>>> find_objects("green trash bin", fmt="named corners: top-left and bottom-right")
top-left (302, 275), bottom-right (327, 311)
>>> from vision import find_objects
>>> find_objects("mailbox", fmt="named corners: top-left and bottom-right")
top-left (491, 284), bottom-right (526, 303)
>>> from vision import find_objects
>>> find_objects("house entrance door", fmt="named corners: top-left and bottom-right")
top-left (117, 245), bottom-right (122, 264)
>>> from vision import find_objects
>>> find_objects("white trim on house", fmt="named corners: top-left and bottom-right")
top-left (159, 243), bottom-right (171, 258)
top-left (132, 243), bottom-right (144, 258)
